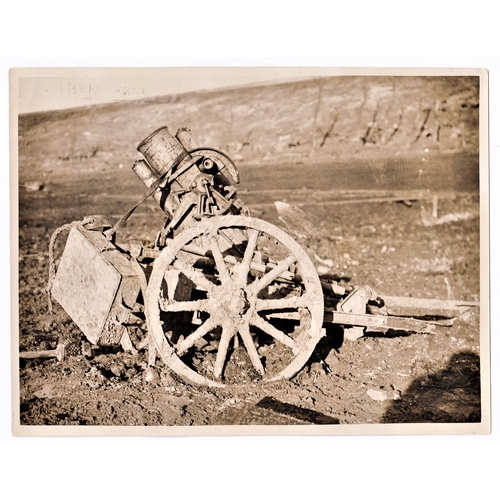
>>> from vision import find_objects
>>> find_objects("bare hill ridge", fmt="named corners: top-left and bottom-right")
top-left (19, 75), bottom-right (479, 177)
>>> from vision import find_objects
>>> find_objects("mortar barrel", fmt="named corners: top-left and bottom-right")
top-left (137, 126), bottom-right (185, 176)
top-left (132, 160), bottom-right (175, 216)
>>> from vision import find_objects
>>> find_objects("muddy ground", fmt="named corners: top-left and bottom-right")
top-left (16, 151), bottom-right (482, 429)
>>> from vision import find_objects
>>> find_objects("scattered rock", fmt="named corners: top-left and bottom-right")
top-left (361, 224), bottom-right (377, 235)
top-left (316, 265), bottom-right (331, 275)
top-left (110, 363), bottom-right (123, 378)
top-left (24, 181), bottom-right (44, 191)
top-left (144, 367), bottom-right (159, 384)
top-left (33, 385), bottom-right (54, 399)
top-left (367, 389), bottom-right (388, 402)
top-left (325, 350), bottom-right (339, 367)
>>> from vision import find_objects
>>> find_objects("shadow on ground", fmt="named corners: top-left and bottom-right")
top-left (381, 350), bottom-right (481, 423)
top-left (211, 396), bottom-right (339, 425)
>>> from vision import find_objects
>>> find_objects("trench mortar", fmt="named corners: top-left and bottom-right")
top-left (45, 126), bottom-right (478, 387)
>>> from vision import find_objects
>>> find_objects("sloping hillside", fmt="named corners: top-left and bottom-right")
top-left (18, 75), bottom-right (479, 178)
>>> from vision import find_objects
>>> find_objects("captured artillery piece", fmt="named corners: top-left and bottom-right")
top-left (47, 126), bottom-right (478, 387)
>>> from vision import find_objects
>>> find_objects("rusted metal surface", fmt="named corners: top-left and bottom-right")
top-left (51, 226), bottom-right (140, 345)
top-left (137, 126), bottom-right (186, 177)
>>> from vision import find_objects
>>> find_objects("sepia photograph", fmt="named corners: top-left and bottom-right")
top-left (11, 67), bottom-right (489, 435)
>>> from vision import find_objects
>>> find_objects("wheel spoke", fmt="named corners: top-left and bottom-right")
top-left (252, 314), bottom-right (296, 350)
top-left (238, 322), bottom-right (265, 376)
top-left (251, 254), bottom-right (297, 293)
top-left (213, 324), bottom-right (234, 379)
top-left (160, 298), bottom-right (212, 313)
top-left (177, 266), bottom-right (216, 294)
top-left (208, 232), bottom-right (231, 284)
top-left (163, 271), bottom-right (180, 301)
top-left (176, 317), bottom-right (217, 356)
top-left (256, 295), bottom-right (308, 312)
top-left (147, 215), bottom-right (324, 387)
top-left (236, 228), bottom-right (259, 286)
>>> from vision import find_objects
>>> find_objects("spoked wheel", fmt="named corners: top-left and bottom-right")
top-left (146, 215), bottom-right (324, 387)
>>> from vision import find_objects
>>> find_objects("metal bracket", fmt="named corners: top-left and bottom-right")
top-left (337, 287), bottom-right (369, 341)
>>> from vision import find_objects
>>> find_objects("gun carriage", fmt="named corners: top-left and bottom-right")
top-left (46, 126), bottom-right (477, 387)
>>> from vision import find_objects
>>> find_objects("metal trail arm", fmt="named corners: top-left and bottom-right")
top-left (379, 295), bottom-right (479, 319)
top-left (323, 309), bottom-right (453, 334)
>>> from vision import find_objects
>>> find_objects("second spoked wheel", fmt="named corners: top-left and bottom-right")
top-left (146, 215), bottom-right (324, 387)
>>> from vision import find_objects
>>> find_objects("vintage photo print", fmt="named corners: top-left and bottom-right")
top-left (10, 67), bottom-right (489, 436)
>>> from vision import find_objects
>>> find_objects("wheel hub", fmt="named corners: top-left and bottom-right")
top-left (232, 289), bottom-right (250, 316)
top-left (215, 285), bottom-right (251, 319)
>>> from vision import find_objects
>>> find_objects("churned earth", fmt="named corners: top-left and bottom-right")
top-left (15, 75), bottom-right (483, 431)
top-left (17, 159), bottom-right (481, 429)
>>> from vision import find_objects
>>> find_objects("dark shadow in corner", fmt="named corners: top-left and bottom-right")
top-left (381, 350), bottom-right (481, 424)
top-left (256, 396), bottom-right (339, 424)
